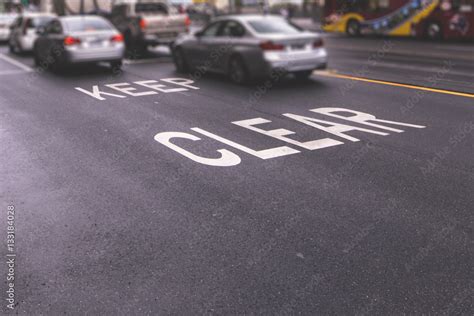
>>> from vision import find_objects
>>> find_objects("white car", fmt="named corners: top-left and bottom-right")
top-left (34, 16), bottom-right (125, 70)
top-left (9, 13), bottom-right (56, 53)
top-left (173, 15), bottom-right (328, 84)
top-left (0, 14), bottom-right (17, 41)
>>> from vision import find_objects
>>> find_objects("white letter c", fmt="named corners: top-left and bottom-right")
top-left (154, 132), bottom-right (241, 167)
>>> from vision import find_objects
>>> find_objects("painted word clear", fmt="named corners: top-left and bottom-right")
top-left (155, 107), bottom-right (426, 167)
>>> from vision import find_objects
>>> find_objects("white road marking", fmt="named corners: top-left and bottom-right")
top-left (0, 53), bottom-right (33, 72)
top-left (75, 78), bottom-right (199, 100)
top-left (156, 107), bottom-right (428, 167)
top-left (0, 69), bottom-right (31, 76)
top-left (192, 127), bottom-right (300, 160)
top-left (154, 131), bottom-right (242, 167)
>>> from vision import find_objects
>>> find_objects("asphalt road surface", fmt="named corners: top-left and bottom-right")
top-left (1, 35), bottom-right (473, 315)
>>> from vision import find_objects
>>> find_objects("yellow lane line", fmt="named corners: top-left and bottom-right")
top-left (314, 70), bottom-right (474, 99)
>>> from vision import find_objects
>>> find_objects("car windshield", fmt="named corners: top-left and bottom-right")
top-left (247, 18), bottom-right (301, 34)
top-left (64, 18), bottom-right (113, 32)
top-left (136, 3), bottom-right (168, 14)
top-left (26, 17), bottom-right (54, 28)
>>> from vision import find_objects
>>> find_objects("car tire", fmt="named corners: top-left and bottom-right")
top-left (129, 43), bottom-right (147, 59)
top-left (50, 54), bottom-right (65, 73)
top-left (294, 70), bottom-right (313, 81)
top-left (228, 56), bottom-right (249, 85)
top-left (173, 48), bottom-right (189, 73)
top-left (136, 43), bottom-right (148, 56)
top-left (110, 60), bottom-right (122, 72)
top-left (346, 19), bottom-right (361, 37)
top-left (124, 31), bottom-right (147, 59)
top-left (9, 39), bottom-right (20, 54)
top-left (33, 48), bottom-right (41, 67)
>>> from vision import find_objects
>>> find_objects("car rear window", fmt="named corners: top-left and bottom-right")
top-left (247, 18), bottom-right (301, 34)
top-left (26, 17), bottom-right (54, 29)
top-left (136, 3), bottom-right (168, 14)
top-left (65, 18), bottom-right (113, 32)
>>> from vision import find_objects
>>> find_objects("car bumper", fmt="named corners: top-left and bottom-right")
top-left (65, 45), bottom-right (125, 63)
top-left (263, 48), bottom-right (328, 73)
top-left (143, 33), bottom-right (179, 46)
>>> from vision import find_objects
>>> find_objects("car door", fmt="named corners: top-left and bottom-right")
top-left (213, 20), bottom-right (247, 73)
top-left (191, 21), bottom-right (223, 70)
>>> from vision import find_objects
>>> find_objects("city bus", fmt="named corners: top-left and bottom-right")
top-left (322, 0), bottom-right (474, 40)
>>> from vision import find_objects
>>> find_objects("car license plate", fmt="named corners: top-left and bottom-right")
top-left (87, 38), bottom-right (103, 47)
top-left (291, 44), bottom-right (306, 50)
top-left (159, 32), bottom-right (176, 38)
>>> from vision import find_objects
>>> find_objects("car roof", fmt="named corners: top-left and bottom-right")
top-left (213, 14), bottom-right (284, 23)
top-left (20, 12), bottom-right (56, 18)
top-left (59, 15), bottom-right (107, 21)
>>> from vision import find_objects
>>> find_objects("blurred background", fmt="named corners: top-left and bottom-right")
top-left (0, 0), bottom-right (471, 39)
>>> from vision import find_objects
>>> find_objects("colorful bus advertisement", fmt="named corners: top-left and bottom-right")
top-left (323, 0), bottom-right (474, 40)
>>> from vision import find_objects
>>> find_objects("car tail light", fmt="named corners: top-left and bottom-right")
top-left (259, 41), bottom-right (285, 51)
top-left (64, 36), bottom-right (81, 46)
top-left (110, 34), bottom-right (124, 42)
top-left (313, 38), bottom-right (324, 48)
top-left (185, 15), bottom-right (191, 27)
top-left (139, 18), bottom-right (146, 30)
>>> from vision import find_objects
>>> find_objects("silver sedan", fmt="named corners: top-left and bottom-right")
top-left (172, 15), bottom-right (328, 84)
top-left (34, 16), bottom-right (125, 71)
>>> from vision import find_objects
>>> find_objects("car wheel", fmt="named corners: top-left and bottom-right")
top-left (294, 70), bottom-right (313, 81)
top-left (16, 42), bottom-right (23, 54)
top-left (136, 43), bottom-right (148, 56)
top-left (124, 31), bottom-right (146, 59)
top-left (346, 19), bottom-right (361, 37)
top-left (9, 39), bottom-right (18, 54)
top-left (426, 22), bottom-right (442, 40)
top-left (128, 43), bottom-right (147, 59)
top-left (49, 54), bottom-right (64, 73)
top-left (110, 60), bottom-right (122, 72)
top-left (173, 48), bottom-right (189, 73)
top-left (228, 56), bottom-right (248, 85)
top-left (33, 48), bottom-right (41, 67)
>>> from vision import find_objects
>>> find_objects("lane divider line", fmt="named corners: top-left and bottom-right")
top-left (314, 70), bottom-right (474, 99)
top-left (0, 53), bottom-right (33, 72)
top-left (0, 70), bottom-right (31, 76)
